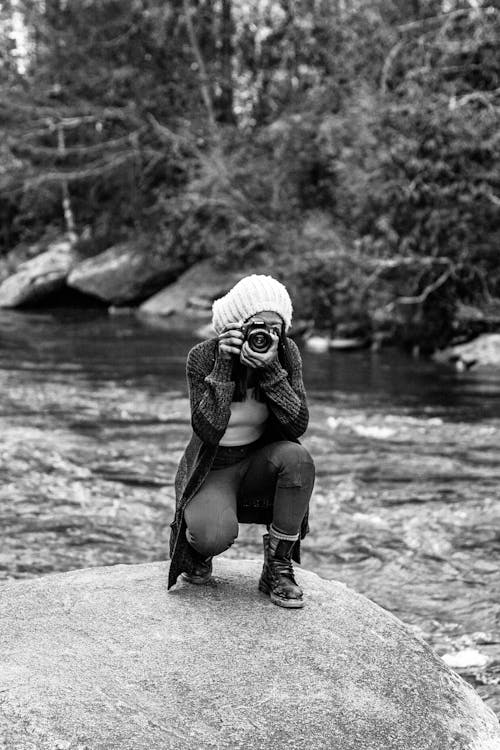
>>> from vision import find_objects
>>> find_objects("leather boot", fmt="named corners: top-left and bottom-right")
top-left (181, 549), bottom-right (213, 584)
top-left (258, 532), bottom-right (304, 608)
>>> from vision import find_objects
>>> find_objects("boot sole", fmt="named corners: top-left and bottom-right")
top-left (258, 580), bottom-right (305, 609)
top-left (180, 571), bottom-right (212, 585)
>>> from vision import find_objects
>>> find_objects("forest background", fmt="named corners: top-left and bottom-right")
top-left (1, 0), bottom-right (499, 351)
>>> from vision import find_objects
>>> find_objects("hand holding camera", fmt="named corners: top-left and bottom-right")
top-left (218, 319), bottom-right (280, 368)
top-left (239, 319), bottom-right (280, 369)
top-left (240, 337), bottom-right (278, 369)
top-left (217, 324), bottom-right (245, 360)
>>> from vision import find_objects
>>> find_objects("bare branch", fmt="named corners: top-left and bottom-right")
top-left (101, 25), bottom-right (138, 48)
top-left (485, 191), bottom-right (500, 207)
top-left (11, 130), bottom-right (145, 158)
top-left (15, 152), bottom-right (138, 191)
top-left (362, 256), bottom-right (451, 283)
top-left (450, 87), bottom-right (500, 111)
top-left (146, 114), bottom-right (199, 158)
top-left (380, 41), bottom-right (404, 94)
top-left (0, 100), bottom-right (141, 128)
top-left (396, 266), bottom-right (456, 306)
top-left (397, 7), bottom-right (492, 33)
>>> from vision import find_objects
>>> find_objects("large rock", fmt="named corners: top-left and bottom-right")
top-left (0, 560), bottom-right (498, 750)
top-left (434, 334), bottom-right (500, 369)
top-left (0, 238), bottom-right (74, 308)
top-left (67, 241), bottom-right (180, 305)
top-left (0, 240), bottom-right (42, 286)
top-left (139, 259), bottom-right (248, 317)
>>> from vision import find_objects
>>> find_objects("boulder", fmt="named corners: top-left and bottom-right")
top-left (434, 334), bottom-right (500, 369)
top-left (0, 257), bottom-right (10, 286)
top-left (67, 241), bottom-right (180, 305)
top-left (0, 559), bottom-right (498, 750)
top-left (0, 242), bottom-right (41, 286)
top-left (0, 238), bottom-right (74, 308)
top-left (139, 259), bottom-right (248, 317)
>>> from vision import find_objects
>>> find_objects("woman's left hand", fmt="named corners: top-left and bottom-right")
top-left (239, 332), bottom-right (279, 369)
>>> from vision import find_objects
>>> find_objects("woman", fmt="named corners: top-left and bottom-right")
top-left (168, 274), bottom-right (315, 608)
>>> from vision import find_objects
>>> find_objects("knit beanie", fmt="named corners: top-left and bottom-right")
top-left (212, 274), bottom-right (293, 334)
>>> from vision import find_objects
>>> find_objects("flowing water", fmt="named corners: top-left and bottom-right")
top-left (1, 308), bottom-right (499, 714)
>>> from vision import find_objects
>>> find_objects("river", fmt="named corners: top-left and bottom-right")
top-left (1, 308), bottom-right (499, 715)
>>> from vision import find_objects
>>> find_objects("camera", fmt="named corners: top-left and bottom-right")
top-left (241, 320), bottom-right (275, 353)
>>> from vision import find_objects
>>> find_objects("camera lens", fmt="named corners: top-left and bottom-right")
top-left (247, 330), bottom-right (272, 353)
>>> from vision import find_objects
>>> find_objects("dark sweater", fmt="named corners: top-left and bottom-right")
top-left (168, 336), bottom-right (310, 589)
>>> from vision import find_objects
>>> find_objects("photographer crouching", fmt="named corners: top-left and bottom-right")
top-left (167, 274), bottom-right (315, 608)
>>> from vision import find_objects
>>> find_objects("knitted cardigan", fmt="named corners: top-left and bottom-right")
top-left (168, 336), bottom-right (310, 590)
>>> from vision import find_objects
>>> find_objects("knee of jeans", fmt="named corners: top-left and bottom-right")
top-left (269, 442), bottom-right (315, 487)
top-left (186, 512), bottom-right (239, 557)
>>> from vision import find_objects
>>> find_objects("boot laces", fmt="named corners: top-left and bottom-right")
top-left (271, 556), bottom-right (296, 582)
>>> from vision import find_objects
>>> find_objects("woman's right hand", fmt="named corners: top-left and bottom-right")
top-left (218, 324), bottom-right (244, 360)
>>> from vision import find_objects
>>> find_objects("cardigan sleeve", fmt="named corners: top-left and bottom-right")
top-left (187, 342), bottom-right (235, 446)
top-left (258, 338), bottom-right (309, 440)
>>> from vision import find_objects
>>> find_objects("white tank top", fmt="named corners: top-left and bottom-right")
top-left (219, 388), bottom-right (269, 446)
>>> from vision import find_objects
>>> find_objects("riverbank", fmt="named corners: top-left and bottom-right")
top-left (2, 235), bottom-right (500, 356)
top-left (0, 310), bottom-right (499, 716)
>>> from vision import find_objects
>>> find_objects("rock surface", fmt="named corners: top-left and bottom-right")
top-left (0, 238), bottom-right (74, 308)
top-left (0, 560), bottom-right (499, 750)
top-left (0, 240), bottom-right (45, 286)
top-left (67, 241), bottom-right (179, 305)
top-left (434, 334), bottom-right (500, 369)
top-left (139, 259), bottom-right (248, 317)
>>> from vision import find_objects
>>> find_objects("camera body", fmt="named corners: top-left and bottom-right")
top-left (241, 319), bottom-right (276, 353)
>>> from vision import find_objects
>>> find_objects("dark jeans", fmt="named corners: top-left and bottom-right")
top-left (184, 441), bottom-right (315, 558)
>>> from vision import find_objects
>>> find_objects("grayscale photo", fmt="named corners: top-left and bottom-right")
top-left (0, 1), bottom-right (499, 748)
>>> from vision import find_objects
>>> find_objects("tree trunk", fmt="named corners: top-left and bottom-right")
top-left (217, 0), bottom-right (235, 124)
top-left (183, 0), bottom-right (218, 137)
top-left (411, 0), bottom-right (421, 18)
top-left (57, 125), bottom-right (77, 245)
